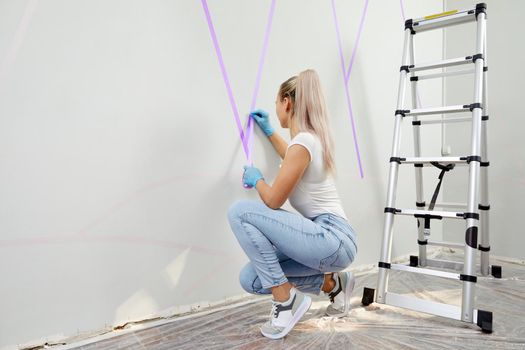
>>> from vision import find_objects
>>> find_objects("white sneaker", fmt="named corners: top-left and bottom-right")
top-left (325, 271), bottom-right (355, 317)
top-left (260, 287), bottom-right (312, 339)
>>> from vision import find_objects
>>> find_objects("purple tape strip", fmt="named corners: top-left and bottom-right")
top-left (344, 0), bottom-right (369, 84)
top-left (201, 0), bottom-right (249, 159)
top-left (202, 0), bottom-right (276, 166)
top-left (331, 0), bottom-right (369, 178)
top-left (246, 0), bottom-right (276, 165)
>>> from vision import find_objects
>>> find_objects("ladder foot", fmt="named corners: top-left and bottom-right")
top-left (410, 255), bottom-right (419, 267)
top-left (362, 287), bottom-right (375, 306)
top-left (491, 265), bottom-right (502, 279)
top-left (476, 309), bottom-right (493, 333)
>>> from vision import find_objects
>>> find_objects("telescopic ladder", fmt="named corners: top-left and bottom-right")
top-left (361, 3), bottom-right (501, 333)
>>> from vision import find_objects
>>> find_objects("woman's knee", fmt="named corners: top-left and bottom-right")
top-left (227, 199), bottom-right (251, 222)
top-left (239, 263), bottom-right (262, 294)
top-left (227, 199), bottom-right (267, 223)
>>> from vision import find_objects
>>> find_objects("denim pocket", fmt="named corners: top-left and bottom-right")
top-left (319, 239), bottom-right (350, 271)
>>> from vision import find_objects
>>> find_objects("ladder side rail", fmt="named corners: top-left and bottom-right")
top-left (376, 28), bottom-right (413, 304)
top-left (460, 10), bottom-right (486, 323)
top-left (409, 35), bottom-right (427, 267)
top-left (479, 18), bottom-right (490, 276)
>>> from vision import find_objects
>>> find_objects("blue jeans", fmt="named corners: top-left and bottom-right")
top-left (227, 199), bottom-right (357, 295)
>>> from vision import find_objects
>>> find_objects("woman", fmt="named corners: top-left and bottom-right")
top-left (227, 69), bottom-right (357, 339)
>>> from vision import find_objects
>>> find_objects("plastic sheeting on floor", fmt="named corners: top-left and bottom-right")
top-left (71, 249), bottom-right (525, 349)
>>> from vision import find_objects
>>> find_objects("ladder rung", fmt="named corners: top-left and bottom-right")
top-left (427, 240), bottom-right (464, 249)
top-left (413, 69), bottom-right (475, 81)
top-left (384, 292), bottom-right (462, 320)
top-left (392, 208), bottom-right (466, 220)
top-left (418, 116), bottom-right (472, 125)
top-left (433, 202), bottom-right (467, 209)
top-left (399, 156), bottom-right (468, 164)
top-left (425, 258), bottom-right (464, 272)
top-left (391, 263), bottom-right (460, 280)
top-left (409, 56), bottom-right (474, 72)
top-left (425, 259), bottom-right (498, 275)
top-left (404, 104), bottom-right (472, 116)
top-left (410, 8), bottom-right (478, 33)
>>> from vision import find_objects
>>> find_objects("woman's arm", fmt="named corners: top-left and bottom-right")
top-left (255, 144), bottom-right (310, 209)
top-left (268, 132), bottom-right (288, 160)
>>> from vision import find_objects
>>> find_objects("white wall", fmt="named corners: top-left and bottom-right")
top-left (0, 1), bottom-right (444, 348)
top-left (442, 0), bottom-right (525, 260)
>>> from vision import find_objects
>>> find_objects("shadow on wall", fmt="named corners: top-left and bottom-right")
top-left (102, 104), bottom-right (279, 327)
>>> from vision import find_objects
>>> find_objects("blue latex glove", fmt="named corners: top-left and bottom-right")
top-left (250, 109), bottom-right (274, 136)
top-left (243, 165), bottom-right (264, 188)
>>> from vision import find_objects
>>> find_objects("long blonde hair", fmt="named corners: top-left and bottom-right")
top-left (278, 69), bottom-right (336, 177)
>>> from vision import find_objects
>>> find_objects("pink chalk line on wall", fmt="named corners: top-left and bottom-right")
top-left (0, 0), bottom-right (39, 84)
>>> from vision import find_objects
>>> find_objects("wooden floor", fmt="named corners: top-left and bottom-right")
top-left (62, 250), bottom-right (525, 349)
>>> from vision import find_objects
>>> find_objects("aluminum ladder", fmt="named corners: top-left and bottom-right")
top-left (361, 3), bottom-right (501, 333)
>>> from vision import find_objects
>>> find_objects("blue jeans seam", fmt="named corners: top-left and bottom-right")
top-left (240, 218), bottom-right (288, 288)
top-left (240, 211), bottom-right (327, 237)
top-left (251, 276), bottom-right (288, 293)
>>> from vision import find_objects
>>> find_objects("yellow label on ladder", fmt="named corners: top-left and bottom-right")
top-left (424, 10), bottom-right (458, 20)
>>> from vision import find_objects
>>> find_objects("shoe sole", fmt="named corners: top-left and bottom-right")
top-left (325, 271), bottom-right (355, 317)
top-left (261, 295), bottom-right (312, 339)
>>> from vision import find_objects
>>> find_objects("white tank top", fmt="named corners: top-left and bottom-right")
top-left (285, 132), bottom-right (349, 221)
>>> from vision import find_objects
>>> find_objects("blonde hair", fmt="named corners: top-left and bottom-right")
top-left (278, 69), bottom-right (336, 177)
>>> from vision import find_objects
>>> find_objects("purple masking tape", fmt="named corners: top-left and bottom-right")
top-left (202, 0), bottom-right (276, 188)
top-left (201, 0), bottom-right (249, 159)
top-left (331, 0), bottom-right (369, 178)
top-left (245, 0), bottom-right (277, 165)
top-left (345, 0), bottom-right (369, 84)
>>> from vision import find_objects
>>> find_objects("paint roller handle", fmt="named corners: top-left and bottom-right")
top-left (242, 165), bottom-right (264, 189)
top-left (250, 109), bottom-right (274, 137)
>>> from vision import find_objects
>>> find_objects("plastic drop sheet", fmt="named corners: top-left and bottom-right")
top-left (74, 250), bottom-right (525, 350)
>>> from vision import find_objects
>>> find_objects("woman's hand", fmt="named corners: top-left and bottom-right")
top-left (250, 109), bottom-right (274, 136)
top-left (243, 165), bottom-right (264, 188)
